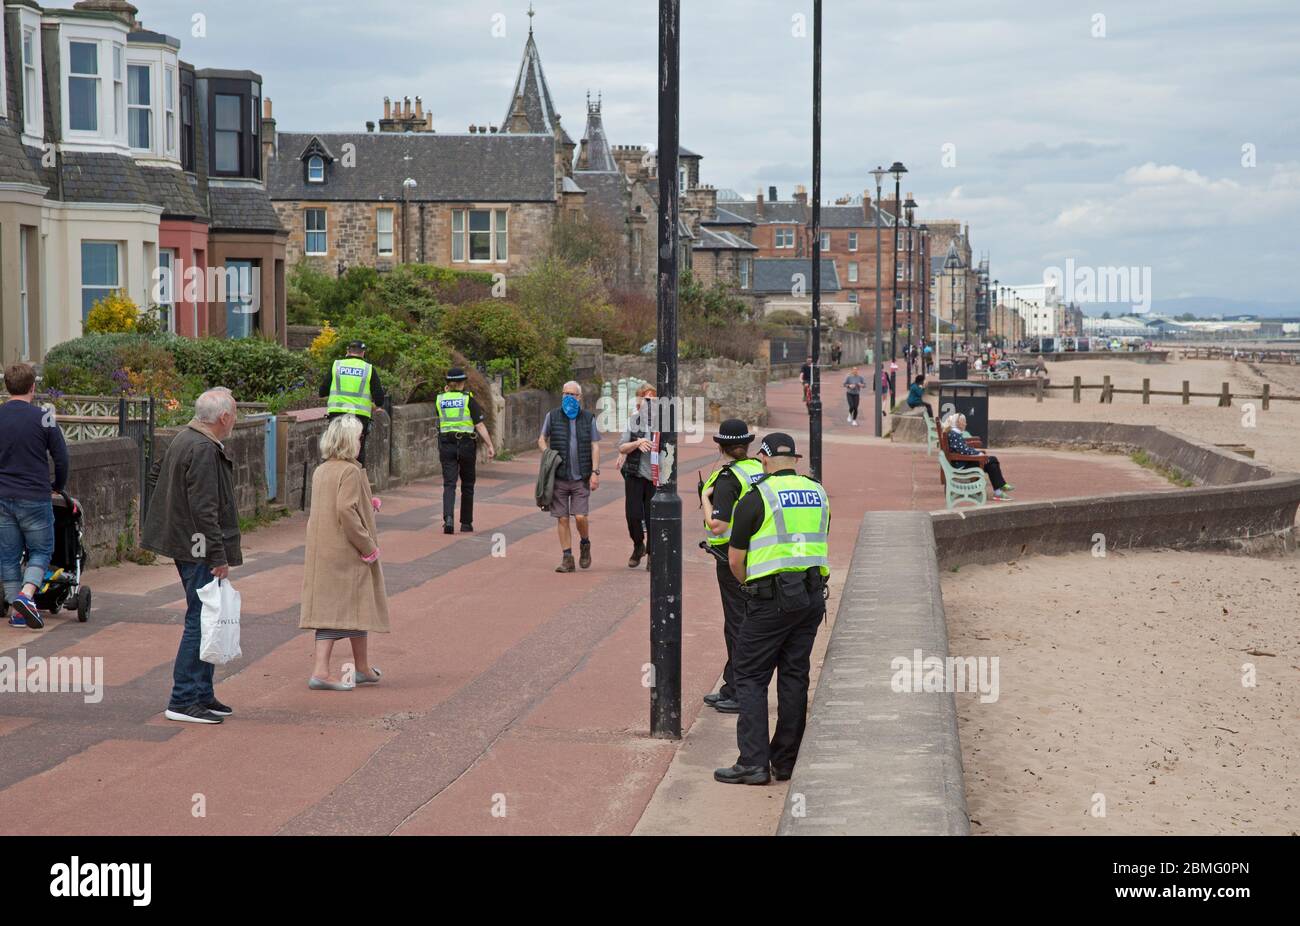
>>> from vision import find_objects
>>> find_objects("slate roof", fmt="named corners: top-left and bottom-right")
top-left (56, 152), bottom-right (156, 205)
top-left (139, 165), bottom-right (206, 220)
top-left (572, 169), bottom-right (629, 230)
top-left (720, 199), bottom-right (896, 228)
top-left (693, 228), bottom-right (758, 251)
top-left (0, 124), bottom-right (45, 188)
top-left (703, 206), bottom-right (755, 227)
top-left (209, 184), bottom-right (285, 232)
top-left (751, 258), bottom-right (840, 293)
top-left (268, 133), bottom-right (558, 203)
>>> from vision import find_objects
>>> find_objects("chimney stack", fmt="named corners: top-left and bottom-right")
top-left (384, 97), bottom-right (392, 119)
top-left (415, 96), bottom-right (423, 119)
top-left (768, 185), bottom-right (778, 202)
top-left (366, 121), bottom-right (375, 132)
top-left (469, 124), bottom-right (478, 133)
top-left (792, 184), bottom-right (808, 206)
top-left (755, 189), bottom-right (765, 219)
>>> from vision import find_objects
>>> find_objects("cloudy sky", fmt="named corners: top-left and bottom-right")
top-left (150, 0), bottom-right (1299, 310)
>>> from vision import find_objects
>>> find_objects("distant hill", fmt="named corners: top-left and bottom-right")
top-left (1080, 297), bottom-right (1300, 319)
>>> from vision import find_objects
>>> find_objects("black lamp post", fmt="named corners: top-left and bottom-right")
top-left (808, 0), bottom-right (823, 481)
top-left (943, 238), bottom-right (961, 363)
top-left (649, 0), bottom-right (681, 740)
top-left (870, 165), bottom-right (887, 435)
top-left (903, 195), bottom-right (917, 379)
top-left (887, 161), bottom-right (907, 403)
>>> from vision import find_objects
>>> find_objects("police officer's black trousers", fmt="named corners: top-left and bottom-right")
top-left (439, 435), bottom-right (477, 525)
top-left (733, 594), bottom-right (824, 771)
top-left (328, 412), bottom-right (371, 466)
top-left (715, 558), bottom-right (748, 701)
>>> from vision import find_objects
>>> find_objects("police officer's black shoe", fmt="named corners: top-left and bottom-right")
top-left (711, 698), bottom-right (740, 713)
top-left (443, 518), bottom-right (455, 535)
top-left (771, 767), bottom-right (793, 781)
top-left (459, 523), bottom-right (473, 533)
top-left (703, 691), bottom-right (724, 706)
top-left (713, 764), bottom-right (770, 785)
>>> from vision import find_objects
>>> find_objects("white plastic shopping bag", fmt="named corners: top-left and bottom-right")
top-left (197, 577), bottom-right (242, 665)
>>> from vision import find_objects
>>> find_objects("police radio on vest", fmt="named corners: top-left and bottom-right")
top-left (777, 489), bottom-right (822, 507)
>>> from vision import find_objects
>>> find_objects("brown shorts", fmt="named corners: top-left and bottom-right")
top-left (550, 478), bottom-right (591, 518)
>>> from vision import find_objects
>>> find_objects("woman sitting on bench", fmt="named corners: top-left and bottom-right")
top-left (944, 414), bottom-right (1015, 501)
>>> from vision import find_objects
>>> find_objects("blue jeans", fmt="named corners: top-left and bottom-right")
top-left (169, 561), bottom-right (216, 709)
top-left (0, 497), bottom-right (54, 603)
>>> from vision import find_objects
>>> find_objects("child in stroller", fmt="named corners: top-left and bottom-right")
top-left (4, 492), bottom-right (91, 628)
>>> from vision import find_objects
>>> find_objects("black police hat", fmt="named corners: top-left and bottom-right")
top-left (446, 367), bottom-right (468, 381)
top-left (347, 340), bottom-right (367, 352)
top-left (758, 432), bottom-right (802, 459)
top-left (713, 418), bottom-right (755, 446)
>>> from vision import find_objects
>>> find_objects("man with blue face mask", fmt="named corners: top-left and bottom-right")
top-left (537, 381), bottom-right (602, 572)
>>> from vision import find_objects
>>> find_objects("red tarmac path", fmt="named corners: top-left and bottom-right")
top-left (0, 379), bottom-right (1170, 835)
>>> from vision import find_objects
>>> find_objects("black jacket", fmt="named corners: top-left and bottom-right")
top-left (142, 425), bottom-right (243, 567)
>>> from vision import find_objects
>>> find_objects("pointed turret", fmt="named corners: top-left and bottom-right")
top-left (577, 92), bottom-right (617, 173)
top-left (500, 8), bottom-right (570, 143)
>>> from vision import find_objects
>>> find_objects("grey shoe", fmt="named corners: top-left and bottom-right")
top-left (555, 554), bottom-right (576, 573)
top-left (308, 677), bottom-right (355, 691)
top-left (355, 667), bottom-right (382, 685)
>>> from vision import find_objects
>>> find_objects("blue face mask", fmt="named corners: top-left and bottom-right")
top-left (562, 395), bottom-right (581, 419)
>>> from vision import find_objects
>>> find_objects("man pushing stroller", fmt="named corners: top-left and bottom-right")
top-left (0, 363), bottom-right (70, 631)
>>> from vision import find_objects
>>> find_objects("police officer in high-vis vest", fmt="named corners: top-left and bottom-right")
top-left (698, 419), bottom-right (765, 715)
top-left (715, 432), bottom-right (830, 786)
top-left (319, 341), bottom-right (385, 466)
top-left (436, 368), bottom-right (494, 534)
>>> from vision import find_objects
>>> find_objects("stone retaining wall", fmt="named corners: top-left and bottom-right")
top-left (604, 354), bottom-right (768, 426)
top-left (890, 417), bottom-right (1300, 566)
top-left (65, 438), bottom-right (140, 568)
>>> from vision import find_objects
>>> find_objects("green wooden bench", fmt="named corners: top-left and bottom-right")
top-left (936, 427), bottom-right (988, 509)
top-left (924, 414), bottom-right (937, 455)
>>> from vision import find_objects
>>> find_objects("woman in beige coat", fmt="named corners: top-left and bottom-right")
top-left (299, 414), bottom-right (390, 690)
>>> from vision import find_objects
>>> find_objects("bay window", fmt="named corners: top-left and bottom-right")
top-left (165, 67), bottom-right (176, 155)
top-left (128, 63), bottom-right (151, 149)
top-left (68, 41), bottom-right (100, 131)
top-left (81, 242), bottom-right (120, 322)
top-left (214, 93), bottom-right (242, 173)
top-left (22, 25), bottom-right (43, 140)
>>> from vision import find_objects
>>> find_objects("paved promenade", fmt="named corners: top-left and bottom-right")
top-left (0, 380), bottom-right (1171, 835)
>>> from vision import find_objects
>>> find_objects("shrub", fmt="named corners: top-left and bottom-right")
top-left (169, 336), bottom-right (315, 402)
top-left (328, 315), bottom-right (452, 404)
top-left (309, 321), bottom-right (339, 367)
top-left (43, 332), bottom-right (171, 395)
top-left (84, 291), bottom-right (139, 333)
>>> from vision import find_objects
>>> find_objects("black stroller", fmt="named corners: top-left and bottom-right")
top-left (17, 493), bottom-right (92, 623)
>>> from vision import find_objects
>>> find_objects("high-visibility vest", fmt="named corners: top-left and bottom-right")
top-left (702, 458), bottom-right (765, 546)
top-left (744, 474), bottom-right (830, 582)
top-left (327, 358), bottom-right (373, 418)
top-left (436, 390), bottom-right (475, 434)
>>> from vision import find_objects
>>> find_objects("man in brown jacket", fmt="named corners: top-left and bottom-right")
top-left (142, 388), bottom-right (241, 724)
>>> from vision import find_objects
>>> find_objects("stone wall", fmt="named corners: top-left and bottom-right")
top-left (390, 404), bottom-right (440, 483)
top-left (603, 354), bottom-right (768, 426)
top-left (152, 420), bottom-right (269, 520)
top-left (273, 200), bottom-right (554, 275)
top-left (65, 438), bottom-right (140, 568)
top-left (287, 325), bottom-right (320, 350)
top-left (566, 337), bottom-right (605, 382)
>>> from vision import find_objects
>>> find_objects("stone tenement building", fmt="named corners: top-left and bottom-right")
top-left (267, 12), bottom-right (751, 295)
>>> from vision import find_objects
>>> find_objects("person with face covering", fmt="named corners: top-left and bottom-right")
top-left (617, 384), bottom-right (658, 569)
top-left (538, 381), bottom-right (602, 572)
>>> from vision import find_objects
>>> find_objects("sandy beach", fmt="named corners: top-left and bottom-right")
top-left (943, 350), bottom-right (1300, 835)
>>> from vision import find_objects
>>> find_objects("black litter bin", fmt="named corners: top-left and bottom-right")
top-left (938, 381), bottom-right (989, 444)
top-left (939, 360), bottom-right (969, 380)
